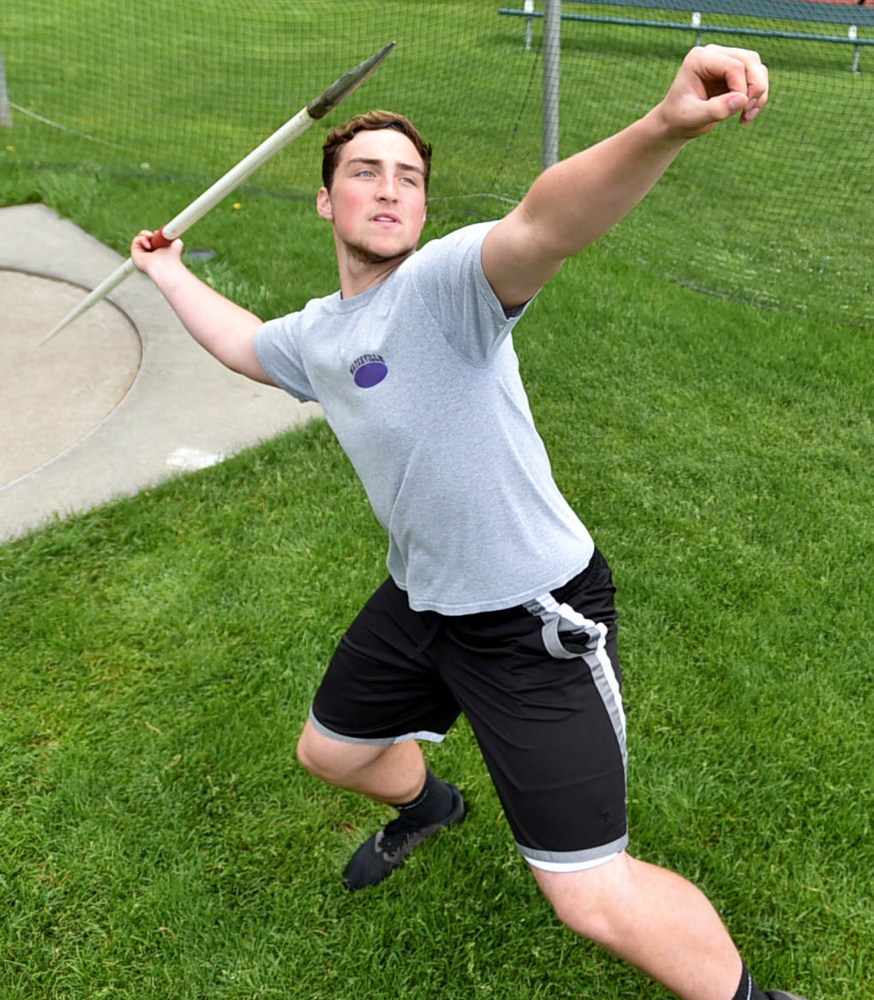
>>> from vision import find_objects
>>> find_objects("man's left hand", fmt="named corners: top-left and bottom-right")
top-left (657, 44), bottom-right (769, 139)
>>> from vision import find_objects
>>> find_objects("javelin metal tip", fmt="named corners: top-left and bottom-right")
top-left (307, 41), bottom-right (396, 120)
top-left (41, 321), bottom-right (67, 345)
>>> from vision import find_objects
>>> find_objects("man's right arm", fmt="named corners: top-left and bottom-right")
top-left (131, 231), bottom-right (275, 386)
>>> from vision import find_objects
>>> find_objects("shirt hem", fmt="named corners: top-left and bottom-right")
top-left (395, 548), bottom-right (596, 616)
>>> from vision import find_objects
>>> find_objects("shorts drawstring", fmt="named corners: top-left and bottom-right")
top-left (409, 614), bottom-right (443, 661)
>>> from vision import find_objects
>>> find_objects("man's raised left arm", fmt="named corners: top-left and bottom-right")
top-left (482, 44), bottom-right (769, 310)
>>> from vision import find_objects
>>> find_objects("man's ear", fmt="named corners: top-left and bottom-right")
top-left (316, 186), bottom-right (334, 222)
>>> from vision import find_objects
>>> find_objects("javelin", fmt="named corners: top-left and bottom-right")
top-left (42, 41), bottom-right (396, 344)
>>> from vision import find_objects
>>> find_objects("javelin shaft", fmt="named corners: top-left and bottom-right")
top-left (42, 41), bottom-right (395, 344)
top-left (160, 106), bottom-right (312, 243)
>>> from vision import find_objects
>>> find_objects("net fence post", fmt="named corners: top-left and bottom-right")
top-left (0, 33), bottom-right (12, 127)
top-left (542, 0), bottom-right (560, 170)
top-left (849, 25), bottom-right (861, 73)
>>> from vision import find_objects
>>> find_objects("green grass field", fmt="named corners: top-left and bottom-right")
top-left (2, 2), bottom-right (873, 998)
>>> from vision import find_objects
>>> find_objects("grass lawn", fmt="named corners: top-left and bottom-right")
top-left (1, 2), bottom-right (872, 998)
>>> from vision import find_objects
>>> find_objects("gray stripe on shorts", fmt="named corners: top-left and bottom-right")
top-left (524, 594), bottom-right (627, 773)
top-left (308, 706), bottom-right (447, 746)
top-left (518, 831), bottom-right (630, 868)
top-left (582, 640), bottom-right (627, 773)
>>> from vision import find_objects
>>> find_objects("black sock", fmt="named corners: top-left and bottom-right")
top-left (732, 964), bottom-right (769, 1000)
top-left (394, 768), bottom-right (453, 826)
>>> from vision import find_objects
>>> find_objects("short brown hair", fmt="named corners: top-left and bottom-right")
top-left (321, 110), bottom-right (432, 193)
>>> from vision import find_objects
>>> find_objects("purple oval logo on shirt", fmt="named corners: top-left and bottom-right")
top-left (350, 354), bottom-right (388, 388)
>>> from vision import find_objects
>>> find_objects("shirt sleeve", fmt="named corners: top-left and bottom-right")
top-left (410, 221), bottom-right (533, 367)
top-left (254, 313), bottom-right (319, 403)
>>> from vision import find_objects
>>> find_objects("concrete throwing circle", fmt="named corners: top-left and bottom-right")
top-left (0, 203), bottom-right (319, 543)
top-left (0, 269), bottom-right (142, 489)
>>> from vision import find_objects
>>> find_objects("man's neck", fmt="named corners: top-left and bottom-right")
top-left (335, 240), bottom-right (416, 299)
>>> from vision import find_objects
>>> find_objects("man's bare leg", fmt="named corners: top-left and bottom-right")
top-left (532, 852), bottom-right (744, 1000)
top-left (297, 719), bottom-right (464, 890)
top-left (297, 718), bottom-right (427, 803)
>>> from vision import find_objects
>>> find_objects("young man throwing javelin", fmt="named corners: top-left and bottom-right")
top-left (132, 43), bottom-right (809, 1000)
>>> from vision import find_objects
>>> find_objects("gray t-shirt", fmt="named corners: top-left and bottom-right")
top-left (255, 221), bottom-right (594, 614)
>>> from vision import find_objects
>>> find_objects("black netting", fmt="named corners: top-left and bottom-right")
top-left (2, 0), bottom-right (872, 325)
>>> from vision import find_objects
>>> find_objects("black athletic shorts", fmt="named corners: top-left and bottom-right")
top-left (310, 548), bottom-right (628, 872)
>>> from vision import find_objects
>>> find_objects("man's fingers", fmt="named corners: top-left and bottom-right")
top-left (722, 47), bottom-right (769, 113)
top-left (697, 45), bottom-right (769, 119)
top-left (132, 229), bottom-right (154, 251)
top-left (742, 59), bottom-right (769, 122)
top-left (133, 229), bottom-right (183, 253)
top-left (658, 44), bottom-right (768, 138)
top-left (720, 57), bottom-right (752, 101)
top-left (709, 90), bottom-right (749, 123)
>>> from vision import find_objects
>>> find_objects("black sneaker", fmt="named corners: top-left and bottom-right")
top-left (343, 783), bottom-right (466, 891)
top-left (768, 992), bottom-right (810, 1000)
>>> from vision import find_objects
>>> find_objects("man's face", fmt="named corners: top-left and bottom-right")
top-left (317, 128), bottom-right (428, 266)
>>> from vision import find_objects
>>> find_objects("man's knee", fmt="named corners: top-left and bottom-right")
top-left (296, 719), bottom-right (382, 787)
top-left (531, 852), bottom-right (634, 947)
top-left (295, 727), bottom-right (317, 774)
top-left (296, 721), bottom-right (338, 780)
